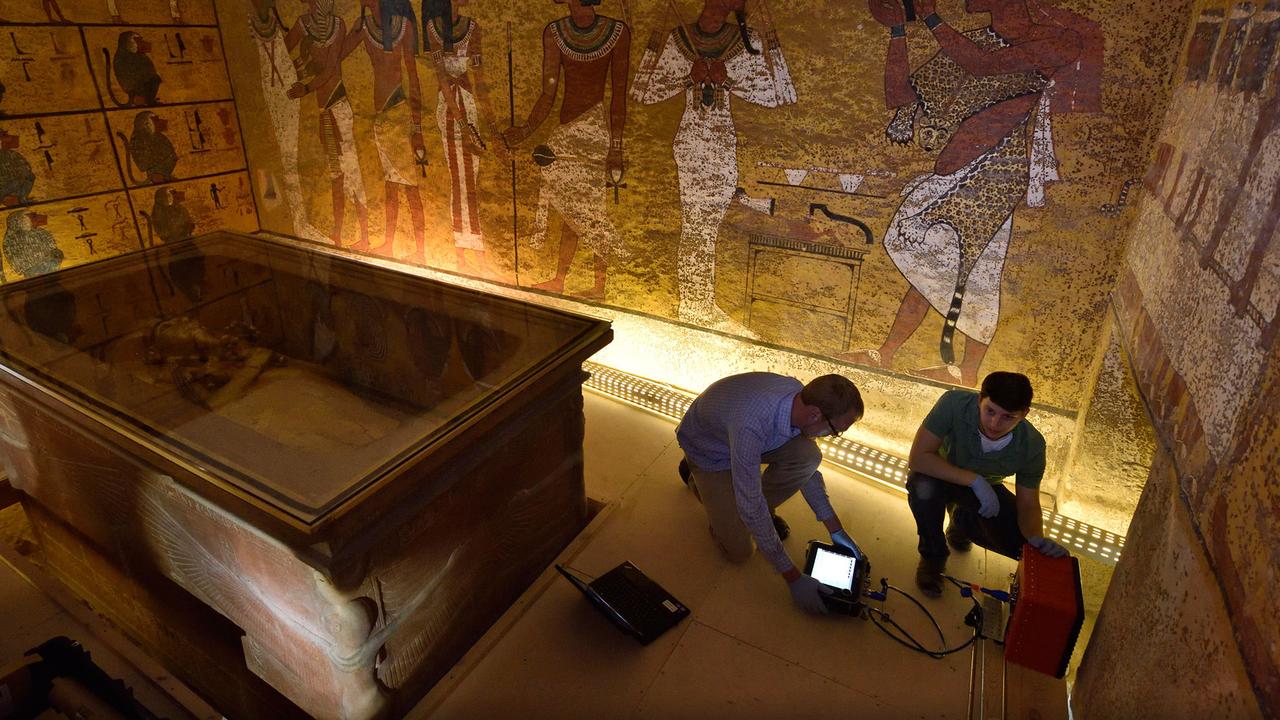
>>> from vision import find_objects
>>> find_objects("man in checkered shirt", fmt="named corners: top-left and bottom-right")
top-left (676, 373), bottom-right (863, 614)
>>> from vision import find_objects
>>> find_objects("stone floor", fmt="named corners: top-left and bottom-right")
top-left (412, 392), bottom-right (1049, 720)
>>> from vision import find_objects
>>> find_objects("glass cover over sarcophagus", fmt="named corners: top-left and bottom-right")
top-left (0, 232), bottom-right (611, 719)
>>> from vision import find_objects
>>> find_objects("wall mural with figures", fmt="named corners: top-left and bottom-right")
top-left (215, 0), bottom-right (1189, 411)
top-left (0, 1), bottom-right (257, 285)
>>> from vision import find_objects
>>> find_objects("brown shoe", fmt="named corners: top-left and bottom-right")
top-left (915, 556), bottom-right (946, 598)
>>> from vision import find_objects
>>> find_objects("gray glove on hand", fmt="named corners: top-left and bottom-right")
top-left (831, 529), bottom-right (857, 555)
top-left (970, 476), bottom-right (1000, 518)
top-left (1029, 535), bottom-right (1069, 558)
top-left (788, 574), bottom-right (832, 615)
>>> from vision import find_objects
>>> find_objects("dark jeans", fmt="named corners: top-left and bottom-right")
top-left (906, 472), bottom-right (1026, 560)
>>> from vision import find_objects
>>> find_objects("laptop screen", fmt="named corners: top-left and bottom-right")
top-left (810, 546), bottom-right (858, 591)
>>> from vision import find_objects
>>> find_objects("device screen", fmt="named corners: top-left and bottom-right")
top-left (810, 546), bottom-right (858, 591)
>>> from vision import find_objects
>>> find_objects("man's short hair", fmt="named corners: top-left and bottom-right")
top-left (980, 371), bottom-right (1034, 413)
top-left (801, 375), bottom-right (863, 422)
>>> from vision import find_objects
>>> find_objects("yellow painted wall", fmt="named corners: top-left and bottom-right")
top-left (0, 0), bottom-right (257, 286)
top-left (215, 0), bottom-right (1188, 413)
top-left (1076, 0), bottom-right (1280, 714)
top-left (1074, 447), bottom-right (1265, 719)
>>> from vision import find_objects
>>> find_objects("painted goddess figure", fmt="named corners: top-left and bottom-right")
top-left (632, 0), bottom-right (794, 331)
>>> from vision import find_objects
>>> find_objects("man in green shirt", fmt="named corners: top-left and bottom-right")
top-left (907, 371), bottom-right (1068, 597)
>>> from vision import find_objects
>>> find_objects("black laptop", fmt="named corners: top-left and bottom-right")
top-left (555, 561), bottom-right (690, 645)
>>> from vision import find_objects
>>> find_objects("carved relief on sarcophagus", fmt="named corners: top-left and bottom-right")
top-left (0, 231), bottom-right (611, 719)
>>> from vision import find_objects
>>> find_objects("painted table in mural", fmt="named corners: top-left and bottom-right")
top-left (0, 231), bottom-right (611, 719)
top-left (745, 232), bottom-right (868, 350)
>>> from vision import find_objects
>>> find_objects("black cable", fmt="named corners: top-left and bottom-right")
top-left (884, 583), bottom-right (946, 645)
top-left (867, 607), bottom-right (979, 658)
top-left (862, 578), bottom-right (983, 659)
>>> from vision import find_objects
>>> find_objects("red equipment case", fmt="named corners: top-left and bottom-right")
top-left (1004, 544), bottom-right (1085, 678)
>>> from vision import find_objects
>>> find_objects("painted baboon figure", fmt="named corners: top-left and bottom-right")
top-left (149, 187), bottom-right (195, 244)
top-left (142, 187), bottom-right (204, 302)
top-left (119, 111), bottom-right (178, 184)
top-left (847, 0), bottom-right (1102, 387)
top-left (0, 129), bottom-right (35, 206)
top-left (632, 0), bottom-right (794, 330)
top-left (104, 31), bottom-right (162, 107)
top-left (285, 0), bottom-right (371, 248)
top-left (506, 0), bottom-right (630, 299)
top-left (4, 210), bottom-right (63, 278)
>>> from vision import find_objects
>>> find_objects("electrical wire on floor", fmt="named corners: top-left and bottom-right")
top-left (861, 575), bottom-right (1006, 659)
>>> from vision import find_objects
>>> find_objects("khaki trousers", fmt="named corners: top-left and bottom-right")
top-left (685, 435), bottom-right (822, 563)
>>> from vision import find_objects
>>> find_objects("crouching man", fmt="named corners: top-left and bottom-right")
top-left (908, 371), bottom-right (1068, 598)
top-left (676, 373), bottom-right (863, 614)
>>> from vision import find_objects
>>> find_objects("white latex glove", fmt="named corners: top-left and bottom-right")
top-left (787, 574), bottom-right (832, 614)
top-left (970, 476), bottom-right (1000, 519)
top-left (1029, 535), bottom-right (1069, 558)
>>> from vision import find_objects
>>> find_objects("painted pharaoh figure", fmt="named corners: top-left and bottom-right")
top-left (357, 0), bottom-right (430, 260)
top-left (845, 0), bottom-right (1102, 387)
top-left (249, 0), bottom-right (326, 241)
top-left (285, 0), bottom-right (371, 248)
top-left (632, 0), bottom-right (794, 331)
top-left (424, 0), bottom-right (506, 275)
top-left (505, 0), bottom-right (630, 299)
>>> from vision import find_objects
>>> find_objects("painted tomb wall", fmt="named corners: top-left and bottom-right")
top-left (1075, 0), bottom-right (1280, 715)
top-left (213, 0), bottom-right (1189, 420)
top-left (0, 0), bottom-right (259, 286)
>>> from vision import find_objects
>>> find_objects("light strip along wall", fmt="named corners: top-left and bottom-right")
top-left (583, 361), bottom-right (1126, 566)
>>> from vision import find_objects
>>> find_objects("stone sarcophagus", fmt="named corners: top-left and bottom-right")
top-left (0, 232), bottom-right (611, 719)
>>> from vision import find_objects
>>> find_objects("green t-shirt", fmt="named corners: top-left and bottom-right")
top-left (922, 389), bottom-right (1046, 489)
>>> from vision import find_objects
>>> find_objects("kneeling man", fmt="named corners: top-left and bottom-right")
top-left (908, 371), bottom-right (1068, 597)
top-left (676, 373), bottom-right (863, 614)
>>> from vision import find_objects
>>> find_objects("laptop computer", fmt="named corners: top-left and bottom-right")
top-left (555, 561), bottom-right (690, 645)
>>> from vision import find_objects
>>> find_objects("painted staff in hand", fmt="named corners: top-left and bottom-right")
top-left (504, 0), bottom-right (630, 301)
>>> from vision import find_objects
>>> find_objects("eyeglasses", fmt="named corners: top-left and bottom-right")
top-left (822, 412), bottom-right (842, 439)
